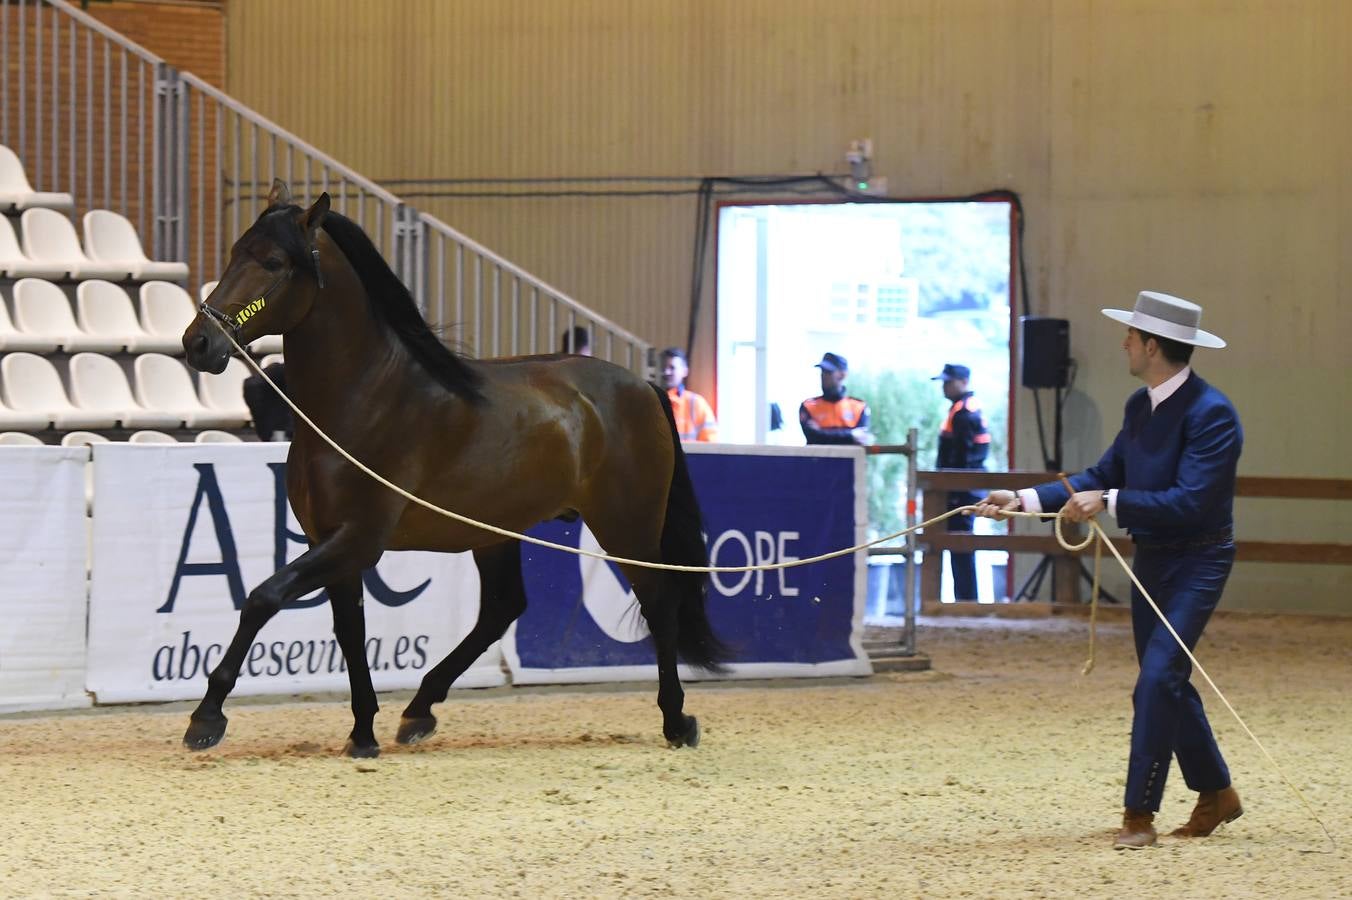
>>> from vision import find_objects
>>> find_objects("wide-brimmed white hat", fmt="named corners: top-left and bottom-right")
top-left (1101, 291), bottom-right (1226, 349)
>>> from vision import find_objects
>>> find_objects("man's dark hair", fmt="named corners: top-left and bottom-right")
top-left (660, 347), bottom-right (688, 364)
top-left (561, 325), bottom-right (590, 354)
top-left (1139, 330), bottom-right (1195, 365)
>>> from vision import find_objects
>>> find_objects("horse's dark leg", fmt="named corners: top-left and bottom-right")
top-left (396, 539), bottom-right (526, 745)
top-left (329, 575), bottom-right (380, 758)
top-left (634, 573), bottom-right (700, 749)
top-left (183, 525), bottom-right (375, 751)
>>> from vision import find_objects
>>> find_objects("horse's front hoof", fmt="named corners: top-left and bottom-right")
top-left (396, 715), bottom-right (438, 745)
top-left (183, 715), bottom-right (228, 751)
top-left (344, 738), bottom-right (381, 759)
top-left (665, 715), bottom-right (700, 749)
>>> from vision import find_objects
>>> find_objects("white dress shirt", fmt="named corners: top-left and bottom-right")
top-left (1018, 367), bottom-right (1192, 518)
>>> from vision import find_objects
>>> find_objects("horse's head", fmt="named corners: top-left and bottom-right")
top-left (183, 178), bottom-right (329, 373)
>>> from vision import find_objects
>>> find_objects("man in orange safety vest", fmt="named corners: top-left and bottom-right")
top-left (660, 347), bottom-right (718, 442)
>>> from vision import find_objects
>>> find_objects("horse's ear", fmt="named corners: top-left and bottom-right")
top-left (301, 192), bottom-right (330, 237)
top-left (267, 178), bottom-right (292, 208)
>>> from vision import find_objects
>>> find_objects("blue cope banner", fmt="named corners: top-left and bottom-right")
top-left (503, 444), bottom-right (871, 683)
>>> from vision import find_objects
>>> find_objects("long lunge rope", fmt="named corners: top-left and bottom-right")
top-left (210, 326), bottom-right (955, 574)
top-left (207, 320), bottom-right (1335, 850)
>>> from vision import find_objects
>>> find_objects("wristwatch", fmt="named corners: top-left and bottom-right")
top-left (1101, 489), bottom-right (1111, 507)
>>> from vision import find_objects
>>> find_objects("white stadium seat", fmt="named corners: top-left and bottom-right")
top-left (11, 279), bottom-right (79, 351)
top-left (197, 356), bottom-right (252, 427)
top-left (0, 145), bottom-right (75, 215)
top-left (1, 214), bottom-right (64, 280)
top-left (68, 352), bottom-right (184, 430)
top-left (0, 351), bottom-right (112, 429)
top-left (77, 280), bottom-right (182, 354)
top-left (0, 394), bottom-right (50, 430)
top-left (194, 429), bottom-right (244, 443)
top-left (60, 430), bottom-right (110, 447)
top-left (199, 280), bottom-right (218, 302)
top-left (82, 210), bottom-right (189, 283)
top-left (0, 285), bottom-right (60, 352)
top-left (139, 281), bottom-right (197, 345)
top-left (258, 353), bottom-right (285, 370)
top-left (0, 357), bottom-right (54, 428)
top-left (250, 334), bottom-right (284, 354)
top-left (128, 429), bottom-right (178, 443)
top-left (0, 431), bottom-right (44, 445)
top-left (13, 278), bottom-right (124, 353)
top-left (133, 353), bottom-right (243, 429)
top-left (20, 208), bottom-right (133, 281)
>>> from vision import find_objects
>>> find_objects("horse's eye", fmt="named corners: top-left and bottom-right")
top-left (262, 257), bottom-right (285, 273)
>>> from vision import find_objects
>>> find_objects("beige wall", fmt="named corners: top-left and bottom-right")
top-left (224, 0), bottom-right (1350, 611)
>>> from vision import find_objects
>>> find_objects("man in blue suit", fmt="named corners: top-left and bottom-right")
top-left (977, 291), bottom-right (1243, 850)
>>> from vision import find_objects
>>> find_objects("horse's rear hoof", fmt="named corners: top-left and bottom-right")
top-left (665, 715), bottom-right (700, 749)
top-left (183, 715), bottom-right (228, 751)
top-left (344, 738), bottom-right (381, 759)
top-left (396, 715), bottom-right (438, 745)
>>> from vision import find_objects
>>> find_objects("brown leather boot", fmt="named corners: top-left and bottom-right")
top-left (1170, 786), bottom-right (1243, 837)
top-left (1114, 808), bottom-right (1157, 849)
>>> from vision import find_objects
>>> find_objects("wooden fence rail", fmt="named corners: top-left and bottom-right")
top-left (915, 470), bottom-right (1352, 605)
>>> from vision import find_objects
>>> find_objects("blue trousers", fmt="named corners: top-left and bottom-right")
top-left (1124, 543), bottom-right (1235, 812)
top-left (946, 491), bottom-right (979, 601)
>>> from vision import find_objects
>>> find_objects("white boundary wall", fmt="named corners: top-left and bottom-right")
top-left (0, 448), bottom-right (90, 713)
top-left (0, 444), bottom-right (868, 712)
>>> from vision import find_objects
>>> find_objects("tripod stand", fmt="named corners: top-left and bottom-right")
top-left (1011, 383), bottom-right (1121, 604)
top-left (1011, 544), bottom-right (1117, 603)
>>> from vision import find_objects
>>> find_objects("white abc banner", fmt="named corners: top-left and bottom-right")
top-left (87, 443), bottom-right (504, 703)
top-left (0, 447), bottom-right (90, 713)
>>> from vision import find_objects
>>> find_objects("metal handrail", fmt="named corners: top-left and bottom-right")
top-left (5, 0), bottom-right (651, 375)
top-left (43, 0), bottom-right (161, 62)
top-left (419, 212), bottom-right (649, 348)
top-left (176, 71), bottom-right (400, 208)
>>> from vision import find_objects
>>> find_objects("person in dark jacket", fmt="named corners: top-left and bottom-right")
top-left (560, 326), bottom-right (591, 356)
top-left (242, 362), bottom-right (292, 441)
top-left (976, 291), bottom-right (1242, 850)
top-left (799, 352), bottom-right (873, 446)
top-left (934, 363), bottom-right (990, 600)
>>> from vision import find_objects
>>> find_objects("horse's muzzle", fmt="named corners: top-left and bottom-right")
top-left (183, 323), bottom-right (231, 374)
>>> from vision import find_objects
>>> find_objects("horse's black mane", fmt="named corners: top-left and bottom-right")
top-left (263, 205), bottom-right (483, 403)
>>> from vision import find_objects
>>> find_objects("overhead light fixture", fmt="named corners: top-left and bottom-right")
top-left (845, 138), bottom-right (887, 196)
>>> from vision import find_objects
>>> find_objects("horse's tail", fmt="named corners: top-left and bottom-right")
top-left (651, 383), bottom-right (730, 673)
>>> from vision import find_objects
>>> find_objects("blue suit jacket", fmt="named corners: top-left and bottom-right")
top-left (1033, 372), bottom-right (1242, 543)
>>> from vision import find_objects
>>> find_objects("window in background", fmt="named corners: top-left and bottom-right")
top-left (715, 199), bottom-right (1014, 605)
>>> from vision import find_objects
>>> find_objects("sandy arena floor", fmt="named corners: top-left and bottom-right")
top-left (1, 612), bottom-right (1350, 898)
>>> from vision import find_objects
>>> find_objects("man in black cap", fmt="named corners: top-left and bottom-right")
top-left (934, 363), bottom-right (990, 600)
top-left (799, 352), bottom-right (873, 445)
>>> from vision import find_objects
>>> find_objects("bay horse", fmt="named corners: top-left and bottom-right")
top-left (180, 179), bottom-right (724, 757)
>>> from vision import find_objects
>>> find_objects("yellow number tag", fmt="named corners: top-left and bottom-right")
top-left (234, 297), bottom-right (266, 328)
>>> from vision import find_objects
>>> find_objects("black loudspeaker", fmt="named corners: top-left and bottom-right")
top-left (1020, 317), bottom-right (1070, 389)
